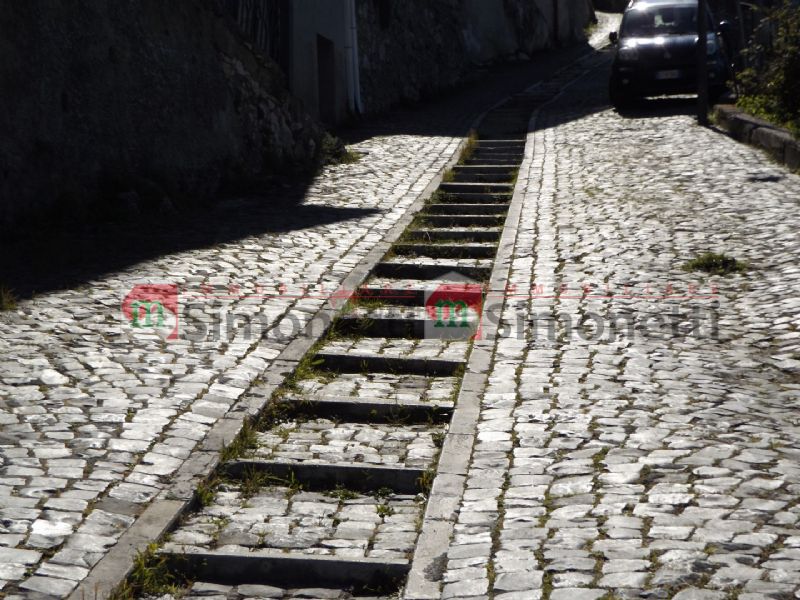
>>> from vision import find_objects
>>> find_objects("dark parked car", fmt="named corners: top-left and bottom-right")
top-left (609, 0), bottom-right (731, 107)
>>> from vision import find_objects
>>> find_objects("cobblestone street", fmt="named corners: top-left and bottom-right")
top-left (0, 41), bottom-right (601, 598)
top-left (439, 52), bottom-right (800, 599)
top-left (3, 16), bottom-right (800, 600)
top-left (0, 113), bottom-right (462, 596)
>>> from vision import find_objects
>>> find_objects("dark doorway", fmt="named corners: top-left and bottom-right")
top-left (317, 34), bottom-right (337, 124)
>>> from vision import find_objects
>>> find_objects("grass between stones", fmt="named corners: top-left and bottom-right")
top-left (682, 253), bottom-right (747, 276)
top-left (219, 417), bottom-right (261, 463)
top-left (416, 467), bottom-right (436, 495)
top-left (457, 130), bottom-right (480, 165)
top-left (425, 190), bottom-right (456, 205)
top-left (318, 133), bottom-right (362, 167)
top-left (0, 285), bottom-right (17, 311)
top-left (107, 542), bottom-right (186, 600)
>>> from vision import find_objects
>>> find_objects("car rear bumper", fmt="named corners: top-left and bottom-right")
top-left (612, 62), bottom-right (728, 96)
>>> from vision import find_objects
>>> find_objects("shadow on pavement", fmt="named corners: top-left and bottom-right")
top-left (2, 196), bottom-right (380, 299)
top-left (3, 42), bottom-right (612, 300)
top-left (614, 96), bottom-right (697, 119)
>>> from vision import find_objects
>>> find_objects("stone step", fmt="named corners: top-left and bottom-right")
top-left (392, 241), bottom-right (496, 259)
top-left (416, 213), bottom-right (505, 228)
top-left (281, 395), bottom-right (453, 424)
top-left (474, 138), bottom-right (526, 146)
top-left (374, 257), bottom-right (492, 281)
top-left (314, 338), bottom-right (468, 376)
top-left (318, 337), bottom-right (470, 360)
top-left (159, 549), bottom-right (409, 592)
top-left (452, 164), bottom-right (519, 175)
top-left (336, 304), bottom-right (481, 339)
top-left (314, 352), bottom-right (464, 378)
top-left (246, 418), bottom-right (445, 470)
top-left (448, 171), bottom-right (512, 184)
top-left (424, 203), bottom-right (508, 216)
top-left (221, 460), bottom-right (426, 494)
top-left (478, 125), bottom-right (529, 136)
top-left (172, 580), bottom-right (399, 600)
top-left (290, 371), bottom-right (459, 407)
top-left (465, 155), bottom-right (523, 165)
top-left (438, 181), bottom-right (513, 194)
top-left (471, 147), bottom-right (524, 156)
top-left (432, 192), bottom-right (512, 204)
top-left (462, 156), bottom-right (521, 166)
top-left (336, 306), bottom-right (429, 340)
top-left (404, 227), bottom-right (502, 243)
top-left (357, 277), bottom-right (488, 306)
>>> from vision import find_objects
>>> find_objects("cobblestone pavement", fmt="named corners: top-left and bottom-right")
top-left (248, 419), bottom-right (444, 468)
top-left (440, 58), bottom-right (800, 598)
top-left (0, 39), bottom-right (609, 597)
top-left (163, 486), bottom-right (420, 560)
top-left (0, 124), bottom-right (460, 597)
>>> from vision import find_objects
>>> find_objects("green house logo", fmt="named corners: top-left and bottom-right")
top-left (433, 299), bottom-right (471, 328)
top-left (424, 273), bottom-right (484, 340)
top-left (122, 284), bottom-right (180, 340)
top-left (129, 301), bottom-right (166, 328)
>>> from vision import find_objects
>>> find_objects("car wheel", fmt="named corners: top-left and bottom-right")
top-left (709, 85), bottom-right (727, 105)
top-left (609, 79), bottom-right (635, 110)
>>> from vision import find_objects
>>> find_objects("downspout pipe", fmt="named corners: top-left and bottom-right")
top-left (345, 0), bottom-right (363, 115)
top-left (352, 0), bottom-right (363, 114)
top-left (344, 0), bottom-right (356, 114)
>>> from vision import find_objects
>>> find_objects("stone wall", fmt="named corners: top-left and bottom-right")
top-left (356, 0), bottom-right (595, 114)
top-left (0, 0), bottom-right (323, 231)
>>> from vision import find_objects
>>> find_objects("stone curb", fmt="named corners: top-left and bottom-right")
top-left (714, 104), bottom-right (800, 171)
top-left (68, 135), bottom-right (468, 600)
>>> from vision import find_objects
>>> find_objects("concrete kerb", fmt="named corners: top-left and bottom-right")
top-left (402, 59), bottom-right (598, 600)
top-left (68, 134), bottom-right (470, 600)
top-left (714, 104), bottom-right (800, 171)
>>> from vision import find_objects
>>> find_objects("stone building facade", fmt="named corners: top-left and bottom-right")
top-left (0, 0), bottom-right (595, 230)
top-left (223, 0), bottom-right (596, 121)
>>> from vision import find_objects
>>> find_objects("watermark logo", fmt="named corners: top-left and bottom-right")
top-left (122, 284), bottom-right (180, 340)
top-left (424, 273), bottom-right (484, 340)
top-left (119, 279), bottom-right (720, 344)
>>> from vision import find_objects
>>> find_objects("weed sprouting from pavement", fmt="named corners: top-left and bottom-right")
top-left (432, 430), bottom-right (446, 448)
top-left (220, 418), bottom-right (260, 463)
top-left (458, 130), bottom-right (480, 164)
top-left (427, 190), bottom-right (455, 204)
top-left (326, 485), bottom-right (360, 502)
top-left (683, 253), bottom-right (747, 276)
top-left (417, 468), bottom-right (436, 494)
top-left (195, 477), bottom-right (217, 508)
top-left (318, 133), bottom-right (362, 167)
top-left (0, 286), bottom-right (17, 311)
top-left (107, 542), bottom-right (184, 599)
